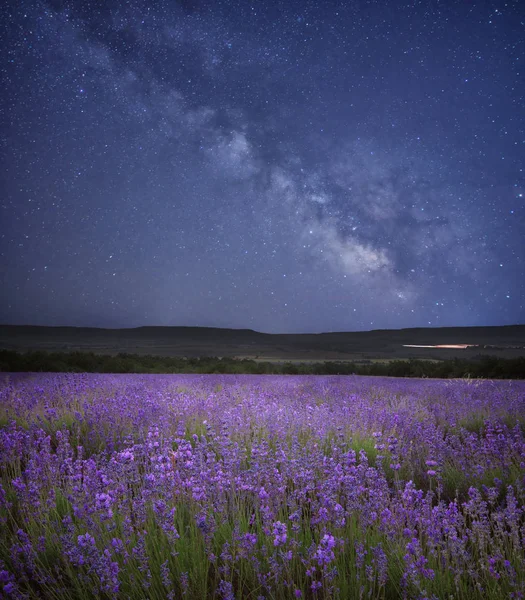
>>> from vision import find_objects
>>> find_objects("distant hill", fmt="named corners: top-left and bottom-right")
top-left (1, 324), bottom-right (524, 361)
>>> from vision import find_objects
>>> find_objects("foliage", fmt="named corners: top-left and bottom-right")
top-left (0, 349), bottom-right (524, 378)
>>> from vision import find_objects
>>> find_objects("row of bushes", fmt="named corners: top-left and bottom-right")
top-left (0, 349), bottom-right (524, 378)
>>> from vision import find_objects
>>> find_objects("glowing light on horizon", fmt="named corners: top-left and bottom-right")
top-left (403, 344), bottom-right (476, 349)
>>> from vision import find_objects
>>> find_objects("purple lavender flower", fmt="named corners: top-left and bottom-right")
top-left (218, 579), bottom-right (235, 600)
top-left (315, 534), bottom-right (336, 566)
top-left (272, 521), bottom-right (287, 546)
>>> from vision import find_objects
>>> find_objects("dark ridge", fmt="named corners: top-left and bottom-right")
top-left (1, 324), bottom-right (524, 361)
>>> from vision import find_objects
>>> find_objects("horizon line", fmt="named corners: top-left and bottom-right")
top-left (1, 322), bottom-right (524, 336)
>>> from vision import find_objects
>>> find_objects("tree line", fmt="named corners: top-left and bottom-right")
top-left (0, 349), bottom-right (523, 378)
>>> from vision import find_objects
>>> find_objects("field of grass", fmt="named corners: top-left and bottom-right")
top-left (0, 373), bottom-right (524, 599)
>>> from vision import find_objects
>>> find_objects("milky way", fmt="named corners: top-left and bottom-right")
top-left (1, 0), bottom-right (524, 332)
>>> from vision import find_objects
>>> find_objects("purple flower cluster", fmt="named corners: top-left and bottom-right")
top-left (315, 533), bottom-right (336, 565)
top-left (0, 373), bottom-right (524, 598)
top-left (272, 521), bottom-right (288, 547)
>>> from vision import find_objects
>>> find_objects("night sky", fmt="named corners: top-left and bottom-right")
top-left (1, 0), bottom-right (524, 333)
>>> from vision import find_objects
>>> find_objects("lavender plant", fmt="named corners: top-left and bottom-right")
top-left (0, 373), bottom-right (524, 598)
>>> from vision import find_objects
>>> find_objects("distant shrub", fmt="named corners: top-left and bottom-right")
top-left (0, 349), bottom-right (523, 378)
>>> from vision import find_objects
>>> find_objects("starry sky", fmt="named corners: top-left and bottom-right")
top-left (1, 0), bottom-right (524, 333)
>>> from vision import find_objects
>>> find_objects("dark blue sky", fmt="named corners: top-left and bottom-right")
top-left (1, 0), bottom-right (524, 333)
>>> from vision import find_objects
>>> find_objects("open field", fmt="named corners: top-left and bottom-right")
top-left (1, 324), bottom-right (525, 361)
top-left (1, 373), bottom-right (525, 598)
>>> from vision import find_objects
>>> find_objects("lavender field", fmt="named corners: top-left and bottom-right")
top-left (1, 374), bottom-right (524, 599)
